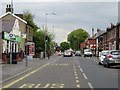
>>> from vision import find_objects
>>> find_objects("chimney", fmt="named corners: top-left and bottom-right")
top-left (92, 28), bottom-right (94, 37)
top-left (6, 4), bottom-right (13, 13)
top-left (97, 28), bottom-right (100, 32)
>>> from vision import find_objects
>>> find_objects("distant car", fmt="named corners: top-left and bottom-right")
top-left (84, 49), bottom-right (92, 57)
top-left (103, 50), bottom-right (120, 68)
top-left (98, 50), bottom-right (109, 65)
top-left (75, 51), bottom-right (81, 56)
top-left (63, 51), bottom-right (72, 57)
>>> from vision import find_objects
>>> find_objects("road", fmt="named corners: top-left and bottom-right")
top-left (1, 55), bottom-right (119, 89)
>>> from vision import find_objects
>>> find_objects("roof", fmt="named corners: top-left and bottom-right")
top-left (0, 12), bottom-right (27, 24)
top-left (95, 30), bottom-right (106, 38)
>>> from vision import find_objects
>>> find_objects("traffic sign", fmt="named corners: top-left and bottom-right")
top-left (9, 34), bottom-right (13, 38)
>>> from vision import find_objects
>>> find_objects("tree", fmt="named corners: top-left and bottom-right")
top-left (33, 27), bottom-right (55, 53)
top-left (60, 42), bottom-right (70, 52)
top-left (23, 10), bottom-right (38, 32)
top-left (67, 28), bottom-right (88, 50)
top-left (23, 10), bottom-right (55, 54)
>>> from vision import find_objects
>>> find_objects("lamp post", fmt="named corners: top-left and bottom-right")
top-left (74, 36), bottom-right (79, 50)
top-left (45, 13), bottom-right (56, 58)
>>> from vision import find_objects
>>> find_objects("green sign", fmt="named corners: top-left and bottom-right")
top-left (2, 31), bottom-right (21, 42)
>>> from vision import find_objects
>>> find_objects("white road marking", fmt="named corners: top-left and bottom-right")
top-left (82, 73), bottom-right (88, 80)
top-left (75, 77), bottom-right (78, 79)
top-left (76, 80), bottom-right (79, 83)
top-left (76, 84), bottom-right (80, 88)
top-left (88, 82), bottom-right (93, 88)
top-left (80, 68), bottom-right (83, 72)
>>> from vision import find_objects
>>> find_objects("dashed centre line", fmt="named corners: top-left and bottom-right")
top-left (78, 65), bottom-right (93, 88)
top-left (88, 82), bottom-right (93, 88)
top-left (73, 63), bottom-right (80, 88)
top-left (82, 73), bottom-right (88, 80)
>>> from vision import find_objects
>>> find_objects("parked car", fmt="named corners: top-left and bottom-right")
top-left (63, 51), bottom-right (73, 57)
top-left (75, 51), bottom-right (81, 56)
top-left (98, 50), bottom-right (109, 65)
top-left (103, 50), bottom-right (120, 68)
top-left (84, 49), bottom-right (92, 57)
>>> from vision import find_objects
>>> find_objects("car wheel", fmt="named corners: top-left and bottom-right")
top-left (103, 61), bottom-right (106, 67)
top-left (98, 62), bottom-right (102, 65)
top-left (106, 63), bottom-right (110, 68)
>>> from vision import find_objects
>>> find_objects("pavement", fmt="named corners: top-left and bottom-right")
top-left (1, 55), bottom-right (56, 83)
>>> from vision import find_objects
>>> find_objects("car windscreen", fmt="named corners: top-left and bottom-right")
top-left (76, 51), bottom-right (80, 53)
top-left (111, 51), bottom-right (120, 55)
top-left (101, 52), bottom-right (109, 56)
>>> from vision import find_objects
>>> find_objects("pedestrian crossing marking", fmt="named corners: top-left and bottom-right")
top-left (19, 83), bottom-right (64, 88)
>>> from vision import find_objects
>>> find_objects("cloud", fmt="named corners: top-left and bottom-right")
top-left (1, 2), bottom-right (118, 44)
top-left (1, 0), bottom-right (120, 2)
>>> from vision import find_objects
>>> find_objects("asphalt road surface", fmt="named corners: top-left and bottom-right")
top-left (1, 55), bottom-right (119, 89)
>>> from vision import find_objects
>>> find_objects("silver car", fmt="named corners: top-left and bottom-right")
top-left (103, 50), bottom-right (120, 68)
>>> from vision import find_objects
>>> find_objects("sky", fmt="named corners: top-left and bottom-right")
top-left (0, 0), bottom-right (119, 44)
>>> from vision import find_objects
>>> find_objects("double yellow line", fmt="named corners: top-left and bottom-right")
top-left (1, 63), bottom-right (50, 90)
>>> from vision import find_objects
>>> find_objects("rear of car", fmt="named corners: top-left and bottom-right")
top-left (84, 49), bottom-right (92, 57)
top-left (75, 51), bottom-right (81, 56)
top-left (103, 50), bottom-right (120, 68)
top-left (98, 50), bottom-right (109, 65)
top-left (63, 51), bottom-right (72, 57)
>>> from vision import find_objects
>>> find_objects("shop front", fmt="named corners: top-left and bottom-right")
top-left (2, 31), bottom-right (22, 63)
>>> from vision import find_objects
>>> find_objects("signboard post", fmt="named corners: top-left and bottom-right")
top-left (9, 33), bottom-right (13, 64)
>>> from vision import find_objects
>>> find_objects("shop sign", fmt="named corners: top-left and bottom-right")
top-left (2, 31), bottom-right (21, 42)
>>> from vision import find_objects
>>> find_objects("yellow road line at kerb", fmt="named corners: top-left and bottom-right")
top-left (1, 63), bottom-right (50, 89)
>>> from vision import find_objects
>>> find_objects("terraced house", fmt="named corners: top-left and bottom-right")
top-left (97, 23), bottom-right (120, 51)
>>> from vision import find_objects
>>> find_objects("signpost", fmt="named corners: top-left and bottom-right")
top-left (9, 33), bottom-right (13, 64)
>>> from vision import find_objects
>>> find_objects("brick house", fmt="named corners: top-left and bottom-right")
top-left (97, 23), bottom-right (120, 51)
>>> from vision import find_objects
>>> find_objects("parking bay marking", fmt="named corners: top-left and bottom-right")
top-left (19, 83), bottom-right (64, 88)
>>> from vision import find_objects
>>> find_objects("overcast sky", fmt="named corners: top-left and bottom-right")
top-left (0, 0), bottom-right (119, 44)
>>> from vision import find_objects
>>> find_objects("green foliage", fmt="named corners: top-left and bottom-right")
top-left (23, 10), bottom-right (55, 53)
top-left (33, 28), bottom-right (55, 53)
top-left (67, 28), bottom-right (88, 50)
top-left (33, 30), bottom-right (45, 52)
top-left (23, 10), bottom-right (38, 32)
top-left (60, 42), bottom-right (70, 52)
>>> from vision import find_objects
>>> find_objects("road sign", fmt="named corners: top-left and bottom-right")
top-left (9, 33), bottom-right (13, 38)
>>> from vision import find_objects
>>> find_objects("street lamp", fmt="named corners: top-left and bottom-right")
top-left (44, 13), bottom-right (56, 58)
top-left (74, 36), bottom-right (79, 50)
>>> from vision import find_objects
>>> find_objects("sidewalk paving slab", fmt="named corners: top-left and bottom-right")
top-left (1, 57), bottom-right (50, 83)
